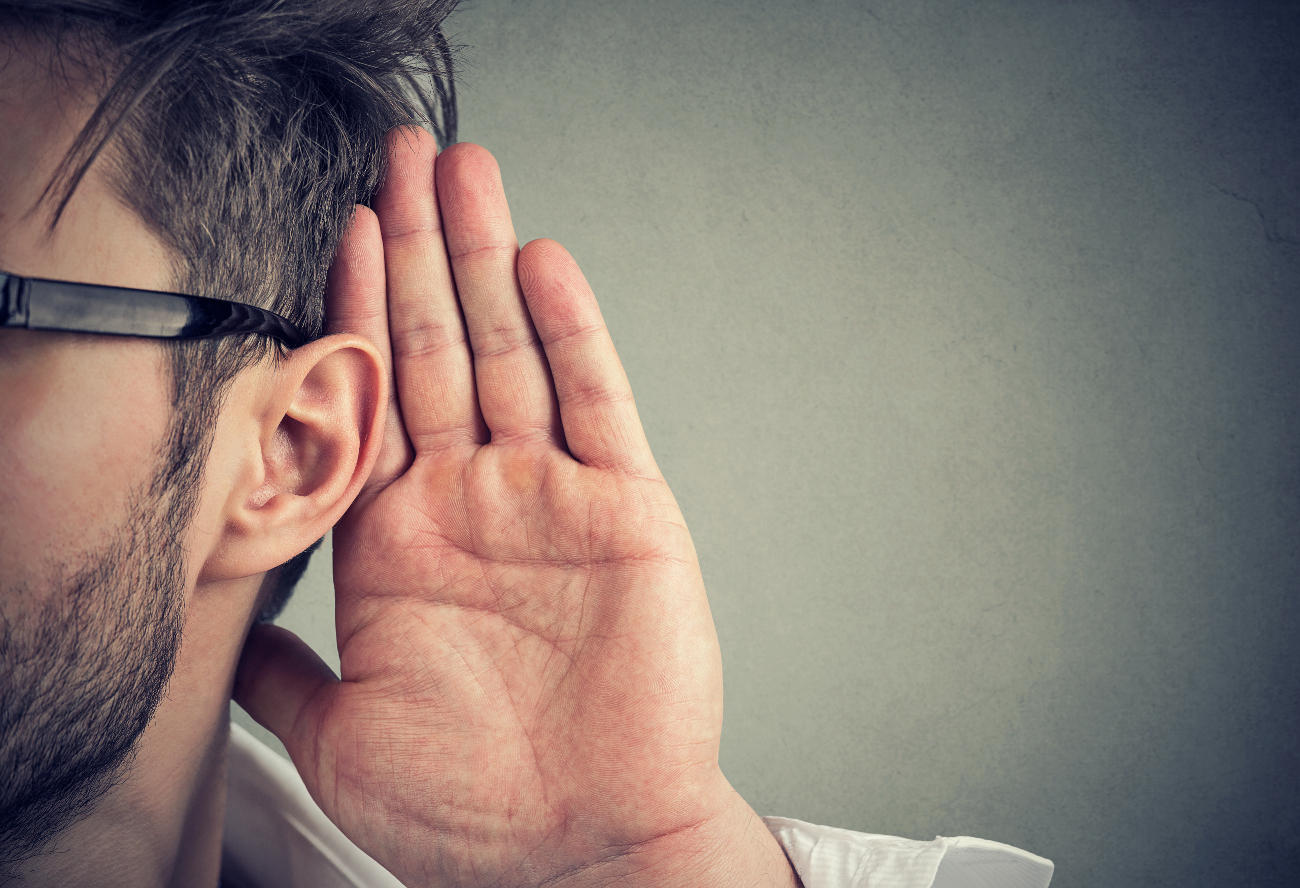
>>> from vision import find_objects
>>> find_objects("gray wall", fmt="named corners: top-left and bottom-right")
top-left (232, 2), bottom-right (1300, 885)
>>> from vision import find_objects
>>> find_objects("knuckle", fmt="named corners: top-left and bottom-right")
top-left (547, 320), bottom-right (605, 350)
top-left (383, 222), bottom-right (445, 250)
top-left (394, 318), bottom-right (464, 360)
top-left (450, 241), bottom-right (515, 264)
top-left (476, 323), bottom-right (540, 359)
top-left (563, 380), bottom-right (634, 413)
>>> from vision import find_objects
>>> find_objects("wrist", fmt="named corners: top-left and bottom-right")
top-left (552, 784), bottom-right (802, 888)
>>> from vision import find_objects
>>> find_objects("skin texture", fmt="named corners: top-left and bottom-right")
top-left (1, 33), bottom-right (800, 888)
top-left (234, 126), bottom-right (801, 888)
top-left (0, 33), bottom-right (386, 885)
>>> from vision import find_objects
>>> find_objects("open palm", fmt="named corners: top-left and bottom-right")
top-left (234, 127), bottom-right (738, 888)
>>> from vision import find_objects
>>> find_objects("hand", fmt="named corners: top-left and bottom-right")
top-left (234, 126), bottom-right (798, 888)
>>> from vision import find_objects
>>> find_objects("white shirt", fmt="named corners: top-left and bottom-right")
top-left (221, 722), bottom-right (1053, 888)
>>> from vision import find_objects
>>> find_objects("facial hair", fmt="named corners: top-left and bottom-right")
top-left (0, 453), bottom-right (194, 877)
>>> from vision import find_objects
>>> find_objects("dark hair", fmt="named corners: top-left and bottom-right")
top-left (0, 0), bottom-right (466, 621)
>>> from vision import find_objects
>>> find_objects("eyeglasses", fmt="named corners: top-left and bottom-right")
top-left (0, 268), bottom-right (310, 349)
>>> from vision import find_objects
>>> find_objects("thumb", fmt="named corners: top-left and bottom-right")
top-left (233, 622), bottom-right (339, 760)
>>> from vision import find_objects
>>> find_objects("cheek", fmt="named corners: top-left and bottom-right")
top-left (0, 340), bottom-right (169, 581)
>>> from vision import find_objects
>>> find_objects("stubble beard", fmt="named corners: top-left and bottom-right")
top-left (0, 449), bottom-right (197, 877)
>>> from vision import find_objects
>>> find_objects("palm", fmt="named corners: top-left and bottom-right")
top-left (323, 444), bottom-right (721, 884)
top-left (238, 128), bottom-right (733, 888)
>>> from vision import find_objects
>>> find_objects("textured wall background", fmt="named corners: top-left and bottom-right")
top-left (232, 2), bottom-right (1300, 885)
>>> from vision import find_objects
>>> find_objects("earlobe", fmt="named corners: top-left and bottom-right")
top-left (200, 333), bottom-right (387, 584)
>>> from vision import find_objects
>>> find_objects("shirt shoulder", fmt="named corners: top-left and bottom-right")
top-left (761, 815), bottom-right (1054, 888)
top-left (222, 720), bottom-right (406, 888)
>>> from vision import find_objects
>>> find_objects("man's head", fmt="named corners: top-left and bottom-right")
top-left (0, 0), bottom-right (460, 873)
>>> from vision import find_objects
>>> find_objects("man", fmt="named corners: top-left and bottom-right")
top-left (0, 2), bottom-right (1053, 885)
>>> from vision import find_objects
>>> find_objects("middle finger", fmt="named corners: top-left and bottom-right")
top-left (435, 142), bottom-right (564, 448)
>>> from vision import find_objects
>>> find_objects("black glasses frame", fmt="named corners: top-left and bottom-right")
top-left (0, 268), bottom-right (310, 349)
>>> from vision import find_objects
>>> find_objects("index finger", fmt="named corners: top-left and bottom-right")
top-left (324, 202), bottom-right (413, 489)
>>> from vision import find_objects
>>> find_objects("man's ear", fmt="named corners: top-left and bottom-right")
top-left (199, 332), bottom-right (387, 583)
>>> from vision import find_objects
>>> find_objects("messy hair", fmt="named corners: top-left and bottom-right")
top-left (0, 0), bottom-right (465, 621)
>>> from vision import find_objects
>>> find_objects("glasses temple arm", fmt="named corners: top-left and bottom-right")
top-left (0, 272), bottom-right (31, 328)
